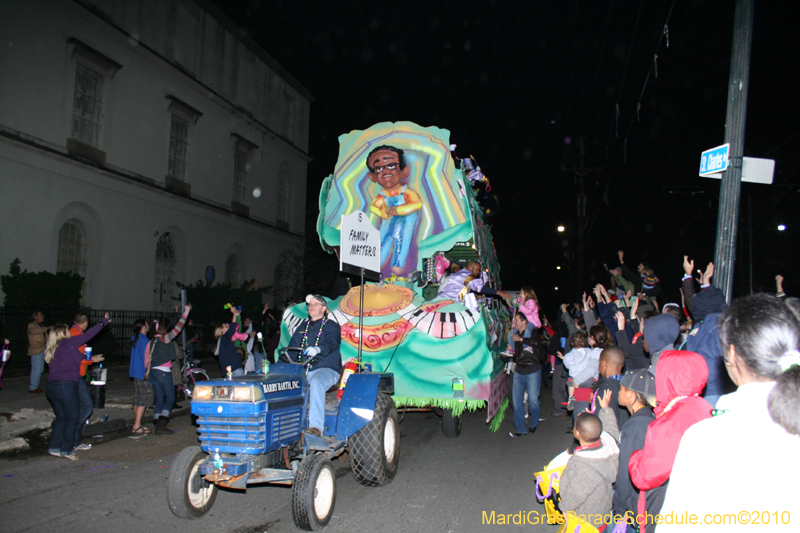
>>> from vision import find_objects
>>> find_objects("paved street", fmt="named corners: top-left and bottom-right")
top-left (0, 385), bottom-right (573, 533)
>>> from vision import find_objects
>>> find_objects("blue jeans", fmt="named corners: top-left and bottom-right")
top-left (512, 369), bottom-right (542, 434)
top-left (74, 378), bottom-right (93, 447)
top-left (46, 380), bottom-right (80, 455)
top-left (150, 369), bottom-right (175, 419)
top-left (307, 367), bottom-right (340, 433)
top-left (29, 350), bottom-right (45, 390)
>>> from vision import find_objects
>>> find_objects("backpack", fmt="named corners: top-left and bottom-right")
top-left (149, 338), bottom-right (174, 367)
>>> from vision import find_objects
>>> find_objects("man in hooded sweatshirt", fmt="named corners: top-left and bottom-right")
top-left (680, 282), bottom-right (733, 407)
top-left (643, 314), bottom-right (680, 376)
top-left (628, 351), bottom-right (712, 533)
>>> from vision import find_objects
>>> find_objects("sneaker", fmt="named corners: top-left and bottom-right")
top-left (75, 443), bottom-right (92, 451)
top-left (509, 432), bottom-right (526, 438)
top-left (29, 388), bottom-right (44, 394)
top-left (61, 454), bottom-right (78, 461)
top-left (528, 426), bottom-right (538, 435)
top-left (567, 396), bottom-right (576, 410)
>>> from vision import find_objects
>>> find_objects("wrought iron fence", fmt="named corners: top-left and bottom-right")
top-left (0, 307), bottom-right (172, 377)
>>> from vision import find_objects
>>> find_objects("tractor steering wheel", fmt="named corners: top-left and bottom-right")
top-left (278, 346), bottom-right (317, 366)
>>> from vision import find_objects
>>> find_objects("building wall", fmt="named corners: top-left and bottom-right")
top-left (0, 0), bottom-right (312, 310)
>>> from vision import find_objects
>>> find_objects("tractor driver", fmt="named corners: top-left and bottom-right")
top-left (289, 294), bottom-right (342, 438)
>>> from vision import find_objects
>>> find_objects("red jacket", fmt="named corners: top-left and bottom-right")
top-left (628, 350), bottom-right (712, 532)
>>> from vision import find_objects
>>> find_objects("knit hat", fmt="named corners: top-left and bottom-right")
top-left (621, 369), bottom-right (656, 407)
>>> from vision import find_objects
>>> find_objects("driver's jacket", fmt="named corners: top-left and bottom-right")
top-left (289, 318), bottom-right (342, 373)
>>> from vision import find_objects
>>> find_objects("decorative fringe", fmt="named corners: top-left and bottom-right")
top-left (488, 396), bottom-right (510, 432)
top-left (392, 397), bottom-right (486, 418)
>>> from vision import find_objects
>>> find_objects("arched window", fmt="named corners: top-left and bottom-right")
top-left (57, 219), bottom-right (88, 278)
top-left (277, 170), bottom-right (289, 226)
top-left (154, 232), bottom-right (177, 312)
top-left (225, 254), bottom-right (240, 286)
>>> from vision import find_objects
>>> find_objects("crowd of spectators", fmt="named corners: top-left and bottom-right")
top-left (532, 252), bottom-right (800, 532)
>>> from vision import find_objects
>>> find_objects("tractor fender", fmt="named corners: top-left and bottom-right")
top-left (335, 373), bottom-right (392, 439)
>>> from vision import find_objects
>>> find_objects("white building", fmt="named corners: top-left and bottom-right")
top-left (0, 0), bottom-right (312, 311)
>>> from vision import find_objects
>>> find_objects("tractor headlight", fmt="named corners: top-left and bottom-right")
top-left (233, 386), bottom-right (261, 402)
top-left (194, 385), bottom-right (213, 400)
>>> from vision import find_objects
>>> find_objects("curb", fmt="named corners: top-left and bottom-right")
top-left (0, 438), bottom-right (30, 454)
top-left (0, 405), bottom-right (193, 456)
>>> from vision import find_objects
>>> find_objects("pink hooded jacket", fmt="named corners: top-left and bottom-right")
top-left (518, 298), bottom-right (541, 328)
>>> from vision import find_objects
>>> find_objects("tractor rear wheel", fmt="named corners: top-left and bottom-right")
top-left (349, 393), bottom-right (399, 487)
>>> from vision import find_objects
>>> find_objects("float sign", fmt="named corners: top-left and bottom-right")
top-left (340, 211), bottom-right (381, 281)
top-left (699, 143), bottom-right (730, 177)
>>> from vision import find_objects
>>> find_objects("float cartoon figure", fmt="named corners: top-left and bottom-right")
top-left (366, 145), bottom-right (423, 277)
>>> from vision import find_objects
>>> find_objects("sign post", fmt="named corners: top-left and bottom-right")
top-left (340, 211), bottom-right (381, 362)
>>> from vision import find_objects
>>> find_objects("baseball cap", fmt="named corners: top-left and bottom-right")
top-left (305, 294), bottom-right (327, 306)
top-left (621, 369), bottom-right (656, 406)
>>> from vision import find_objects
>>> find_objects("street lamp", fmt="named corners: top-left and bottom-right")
top-left (778, 224), bottom-right (786, 231)
top-left (557, 225), bottom-right (565, 233)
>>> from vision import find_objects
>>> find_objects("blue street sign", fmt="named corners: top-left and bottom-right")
top-left (699, 143), bottom-right (730, 176)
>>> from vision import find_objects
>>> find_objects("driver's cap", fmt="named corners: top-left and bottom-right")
top-left (305, 294), bottom-right (327, 307)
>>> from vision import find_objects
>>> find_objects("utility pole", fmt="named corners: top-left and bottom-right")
top-left (562, 136), bottom-right (601, 300)
top-left (713, 0), bottom-right (754, 301)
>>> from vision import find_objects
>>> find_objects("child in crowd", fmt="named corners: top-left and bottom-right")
top-left (598, 370), bottom-right (656, 532)
top-left (628, 351), bottom-right (711, 533)
top-left (558, 325), bottom-right (612, 409)
top-left (559, 411), bottom-right (620, 526)
top-left (589, 347), bottom-right (631, 430)
top-left (502, 286), bottom-right (541, 356)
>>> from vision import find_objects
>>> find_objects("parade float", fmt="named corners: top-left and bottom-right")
top-left (279, 121), bottom-right (512, 436)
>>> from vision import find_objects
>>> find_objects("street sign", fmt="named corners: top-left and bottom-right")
top-left (699, 143), bottom-right (730, 177)
top-left (340, 211), bottom-right (381, 280)
top-left (701, 157), bottom-right (775, 185)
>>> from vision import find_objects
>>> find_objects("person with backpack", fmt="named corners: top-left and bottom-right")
top-left (145, 304), bottom-right (191, 435)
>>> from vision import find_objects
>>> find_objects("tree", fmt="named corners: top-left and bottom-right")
top-left (177, 279), bottom-right (271, 325)
top-left (1, 259), bottom-right (82, 308)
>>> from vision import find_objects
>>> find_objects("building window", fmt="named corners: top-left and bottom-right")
top-left (168, 114), bottom-right (189, 181)
top-left (225, 254), bottom-right (240, 285)
top-left (57, 220), bottom-right (88, 277)
top-left (230, 134), bottom-right (258, 208)
top-left (277, 171), bottom-right (289, 225)
top-left (281, 91), bottom-right (295, 139)
top-left (57, 219), bottom-right (88, 300)
top-left (154, 232), bottom-right (178, 312)
top-left (233, 145), bottom-right (248, 204)
top-left (71, 64), bottom-right (105, 148)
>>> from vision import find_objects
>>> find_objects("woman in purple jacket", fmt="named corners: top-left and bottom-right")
top-left (44, 313), bottom-right (109, 460)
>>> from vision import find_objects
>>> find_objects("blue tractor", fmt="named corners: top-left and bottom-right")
top-left (167, 348), bottom-right (399, 531)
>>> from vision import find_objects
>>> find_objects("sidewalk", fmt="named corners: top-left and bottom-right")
top-left (0, 356), bottom-right (222, 455)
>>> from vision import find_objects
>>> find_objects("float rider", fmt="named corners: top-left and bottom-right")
top-left (289, 294), bottom-right (342, 437)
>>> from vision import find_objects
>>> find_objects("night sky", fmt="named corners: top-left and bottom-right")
top-left (212, 0), bottom-right (799, 313)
